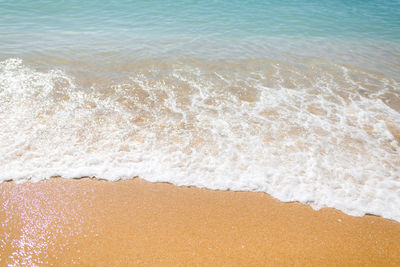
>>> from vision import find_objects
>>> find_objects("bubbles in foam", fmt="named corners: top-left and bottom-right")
top-left (0, 58), bottom-right (399, 221)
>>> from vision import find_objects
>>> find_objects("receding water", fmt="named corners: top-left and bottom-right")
top-left (0, 0), bottom-right (399, 221)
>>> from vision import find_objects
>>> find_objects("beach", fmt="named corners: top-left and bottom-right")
top-left (1, 1), bottom-right (400, 265)
top-left (1, 177), bottom-right (399, 266)
top-left (1, 0), bottom-right (400, 222)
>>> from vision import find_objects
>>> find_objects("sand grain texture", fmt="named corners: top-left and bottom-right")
top-left (1, 178), bottom-right (399, 266)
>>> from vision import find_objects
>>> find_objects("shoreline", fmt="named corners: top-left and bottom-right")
top-left (1, 177), bottom-right (400, 265)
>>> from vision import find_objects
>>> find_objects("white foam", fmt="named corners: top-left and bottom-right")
top-left (1, 58), bottom-right (399, 221)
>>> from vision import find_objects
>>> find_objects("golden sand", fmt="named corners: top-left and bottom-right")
top-left (1, 178), bottom-right (399, 266)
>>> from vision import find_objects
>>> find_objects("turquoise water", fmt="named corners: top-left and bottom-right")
top-left (2, 0), bottom-right (400, 38)
top-left (0, 1), bottom-right (400, 222)
top-left (2, 0), bottom-right (399, 35)
top-left (1, 0), bottom-right (400, 65)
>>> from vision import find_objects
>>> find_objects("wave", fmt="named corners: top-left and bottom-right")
top-left (0, 58), bottom-right (399, 221)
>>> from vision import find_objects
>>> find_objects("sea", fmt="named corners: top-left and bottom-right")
top-left (0, 0), bottom-right (399, 221)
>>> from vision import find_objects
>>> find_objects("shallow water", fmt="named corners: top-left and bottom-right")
top-left (0, 0), bottom-right (399, 221)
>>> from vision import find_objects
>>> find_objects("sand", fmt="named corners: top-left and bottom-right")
top-left (1, 178), bottom-right (399, 266)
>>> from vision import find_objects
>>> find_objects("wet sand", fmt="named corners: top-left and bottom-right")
top-left (1, 178), bottom-right (399, 266)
